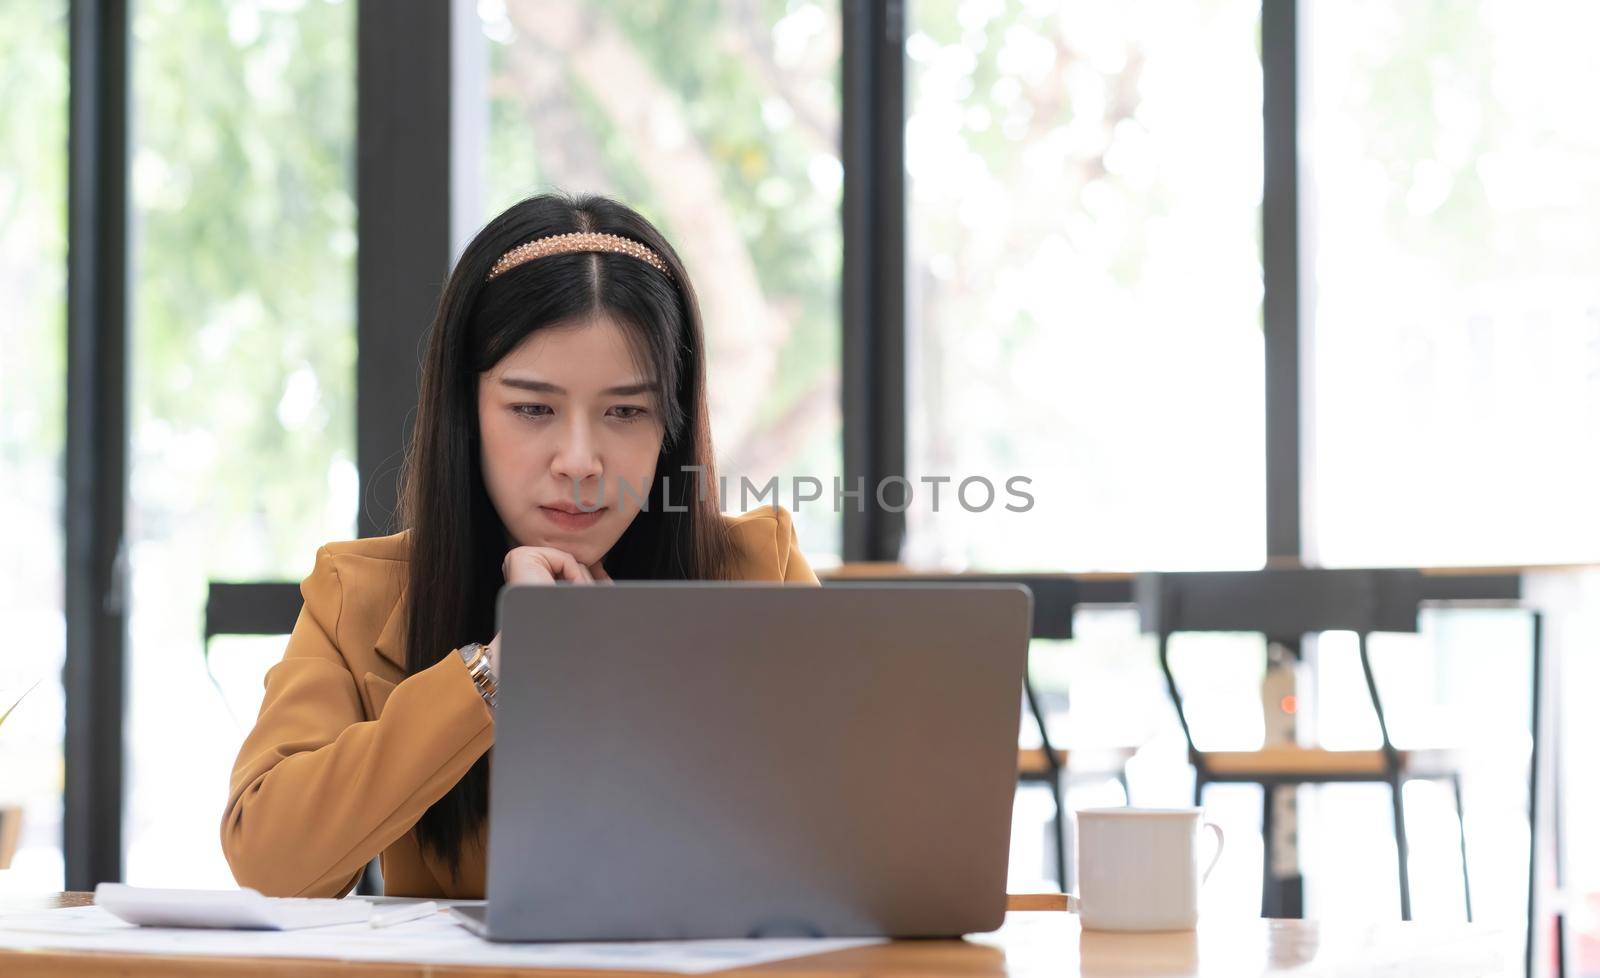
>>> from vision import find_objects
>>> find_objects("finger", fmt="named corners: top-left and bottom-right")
top-left (504, 548), bottom-right (555, 584)
top-left (588, 561), bottom-right (613, 584)
top-left (540, 549), bottom-right (594, 583)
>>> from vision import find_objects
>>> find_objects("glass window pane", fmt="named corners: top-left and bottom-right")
top-left (905, 0), bottom-right (1264, 571)
top-left (481, 0), bottom-right (844, 560)
top-left (127, 0), bottom-right (356, 885)
top-left (0, 0), bottom-right (68, 895)
top-left (1307, 0), bottom-right (1600, 566)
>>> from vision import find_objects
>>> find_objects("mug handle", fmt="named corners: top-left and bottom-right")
top-left (1200, 822), bottom-right (1225, 884)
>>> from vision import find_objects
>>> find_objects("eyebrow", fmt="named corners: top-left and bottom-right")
top-left (499, 377), bottom-right (659, 397)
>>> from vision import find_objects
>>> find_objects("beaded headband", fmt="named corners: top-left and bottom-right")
top-left (486, 231), bottom-right (672, 282)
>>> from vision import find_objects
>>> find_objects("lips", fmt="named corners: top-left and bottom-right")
top-left (538, 504), bottom-right (607, 531)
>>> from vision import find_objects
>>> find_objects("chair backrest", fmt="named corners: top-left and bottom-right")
top-left (1134, 568), bottom-right (1425, 637)
top-left (1134, 569), bottom-right (1429, 759)
top-left (823, 564), bottom-right (1101, 641)
top-left (204, 581), bottom-right (302, 642)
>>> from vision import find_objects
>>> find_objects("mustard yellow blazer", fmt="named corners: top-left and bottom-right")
top-left (222, 505), bottom-right (818, 899)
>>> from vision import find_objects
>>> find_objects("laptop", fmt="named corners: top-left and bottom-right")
top-left (452, 581), bottom-right (1031, 942)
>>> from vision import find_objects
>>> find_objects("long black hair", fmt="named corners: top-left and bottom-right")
top-left (397, 193), bottom-right (734, 875)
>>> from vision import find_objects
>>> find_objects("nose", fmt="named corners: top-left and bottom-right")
top-left (549, 416), bottom-right (604, 485)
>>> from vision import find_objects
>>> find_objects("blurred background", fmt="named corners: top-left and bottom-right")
top-left (0, 1), bottom-right (1596, 976)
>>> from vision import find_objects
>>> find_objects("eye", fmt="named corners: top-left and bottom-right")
top-left (608, 405), bottom-right (649, 422)
top-left (512, 404), bottom-right (553, 419)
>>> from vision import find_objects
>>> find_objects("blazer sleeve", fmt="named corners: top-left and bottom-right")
top-left (774, 506), bottom-right (820, 584)
top-left (220, 547), bottom-right (494, 897)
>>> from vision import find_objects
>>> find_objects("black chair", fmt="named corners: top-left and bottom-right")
top-left (822, 564), bottom-right (1134, 891)
top-left (204, 581), bottom-right (385, 896)
top-left (1135, 568), bottom-right (1471, 921)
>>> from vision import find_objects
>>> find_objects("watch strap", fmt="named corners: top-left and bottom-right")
top-left (455, 642), bottom-right (498, 709)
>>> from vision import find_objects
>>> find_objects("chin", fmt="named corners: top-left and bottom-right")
top-left (509, 526), bottom-right (606, 566)
top-left (562, 541), bottom-right (605, 566)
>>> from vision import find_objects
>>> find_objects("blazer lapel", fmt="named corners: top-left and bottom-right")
top-left (373, 588), bottom-right (409, 672)
top-left (363, 673), bottom-right (398, 718)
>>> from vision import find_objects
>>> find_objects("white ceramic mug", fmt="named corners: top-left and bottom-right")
top-left (1074, 807), bottom-right (1224, 931)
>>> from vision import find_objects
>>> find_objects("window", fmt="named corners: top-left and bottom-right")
top-left (480, 0), bottom-right (844, 559)
top-left (1306, 0), bottom-right (1600, 567)
top-left (0, 0), bottom-right (68, 895)
top-left (904, 0), bottom-right (1265, 571)
top-left (126, 0), bottom-right (356, 885)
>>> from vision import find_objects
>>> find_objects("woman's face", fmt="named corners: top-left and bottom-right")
top-left (477, 314), bottom-right (666, 566)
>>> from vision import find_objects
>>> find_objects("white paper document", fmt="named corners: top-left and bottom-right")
top-left (94, 883), bottom-right (374, 930)
top-left (0, 904), bottom-right (883, 974)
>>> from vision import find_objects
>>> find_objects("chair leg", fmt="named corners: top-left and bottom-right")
top-left (1049, 774), bottom-right (1069, 893)
top-left (1259, 783), bottom-right (1275, 918)
top-left (357, 857), bottom-right (382, 896)
top-left (1390, 776), bottom-right (1413, 921)
top-left (1193, 774), bottom-right (1205, 809)
top-left (1450, 773), bottom-right (1473, 922)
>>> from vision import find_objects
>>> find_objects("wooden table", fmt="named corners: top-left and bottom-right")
top-left (0, 893), bottom-right (1512, 977)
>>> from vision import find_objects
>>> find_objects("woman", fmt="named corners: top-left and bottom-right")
top-left (222, 193), bottom-right (816, 899)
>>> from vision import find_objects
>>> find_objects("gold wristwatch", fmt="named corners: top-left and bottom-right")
top-left (456, 642), bottom-right (498, 709)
